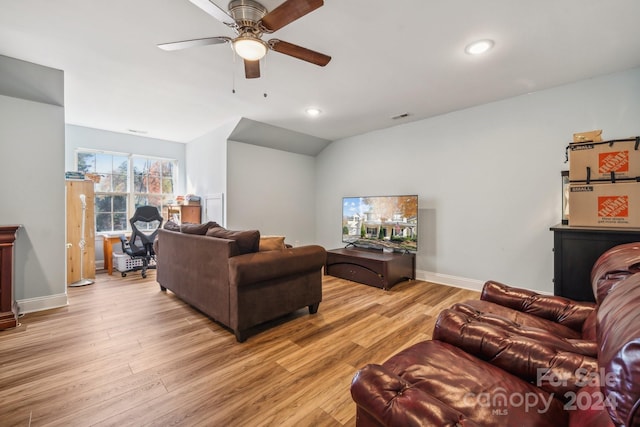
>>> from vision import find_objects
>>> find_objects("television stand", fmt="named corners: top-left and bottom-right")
top-left (325, 247), bottom-right (415, 290)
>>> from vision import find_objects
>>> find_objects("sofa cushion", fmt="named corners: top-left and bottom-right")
top-left (259, 235), bottom-right (286, 251)
top-left (355, 340), bottom-right (569, 427)
top-left (480, 280), bottom-right (595, 332)
top-left (351, 363), bottom-right (482, 427)
top-left (180, 221), bottom-right (219, 235)
top-left (206, 227), bottom-right (260, 254)
top-left (433, 308), bottom-right (598, 396)
top-left (455, 300), bottom-right (583, 339)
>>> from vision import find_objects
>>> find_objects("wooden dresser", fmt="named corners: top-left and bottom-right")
top-left (0, 225), bottom-right (20, 330)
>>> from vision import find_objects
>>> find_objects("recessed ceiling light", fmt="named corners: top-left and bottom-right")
top-left (305, 107), bottom-right (321, 117)
top-left (465, 39), bottom-right (494, 55)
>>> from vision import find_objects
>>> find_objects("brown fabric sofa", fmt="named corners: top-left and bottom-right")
top-left (351, 243), bottom-right (640, 426)
top-left (155, 226), bottom-right (326, 342)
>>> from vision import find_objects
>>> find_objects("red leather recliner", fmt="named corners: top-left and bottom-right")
top-left (350, 243), bottom-right (640, 426)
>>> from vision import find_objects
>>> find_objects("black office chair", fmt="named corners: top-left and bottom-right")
top-left (119, 206), bottom-right (163, 278)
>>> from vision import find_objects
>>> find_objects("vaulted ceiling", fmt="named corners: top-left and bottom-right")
top-left (1, 0), bottom-right (639, 143)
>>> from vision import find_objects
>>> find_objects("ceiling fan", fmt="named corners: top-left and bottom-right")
top-left (158, 0), bottom-right (331, 79)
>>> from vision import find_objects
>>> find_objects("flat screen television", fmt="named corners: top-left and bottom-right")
top-left (342, 195), bottom-right (418, 253)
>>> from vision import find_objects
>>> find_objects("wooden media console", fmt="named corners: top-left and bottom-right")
top-left (325, 247), bottom-right (415, 290)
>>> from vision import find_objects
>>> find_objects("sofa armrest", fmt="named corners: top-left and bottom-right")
top-left (350, 364), bottom-right (481, 427)
top-left (228, 245), bottom-right (326, 287)
top-left (433, 308), bottom-right (598, 397)
top-left (481, 280), bottom-right (596, 332)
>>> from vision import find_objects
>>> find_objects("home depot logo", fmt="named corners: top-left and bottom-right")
top-left (598, 195), bottom-right (629, 218)
top-left (599, 151), bottom-right (629, 174)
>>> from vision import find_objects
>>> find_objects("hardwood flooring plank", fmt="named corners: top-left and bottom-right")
top-left (0, 362), bottom-right (132, 409)
top-left (38, 377), bottom-right (168, 427)
top-left (0, 271), bottom-right (479, 425)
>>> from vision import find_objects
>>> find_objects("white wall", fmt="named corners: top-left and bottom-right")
top-left (185, 119), bottom-right (317, 244)
top-left (65, 124), bottom-right (187, 189)
top-left (185, 118), bottom-right (239, 226)
top-left (0, 55), bottom-right (66, 312)
top-left (316, 67), bottom-right (640, 293)
top-left (227, 141), bottom-right (316, 246)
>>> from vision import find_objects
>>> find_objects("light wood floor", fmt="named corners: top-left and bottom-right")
top-left (0, 271), bottom-right (479, 427)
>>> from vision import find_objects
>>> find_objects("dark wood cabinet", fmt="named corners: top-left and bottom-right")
top-left (325, 247), bottom-right (415, 290)
top-left (0, 225), bottom-right (20, 330)
top-left (550, 224), bottom-right (640, 302)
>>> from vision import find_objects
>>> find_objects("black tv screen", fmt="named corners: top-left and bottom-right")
top-left (342, 195), bottom-right (418, 253)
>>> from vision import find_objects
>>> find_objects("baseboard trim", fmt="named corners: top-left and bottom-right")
top-left (17, 293), bottom-right (68, 315)
top-left (416, 270), bottom-right (485, 292)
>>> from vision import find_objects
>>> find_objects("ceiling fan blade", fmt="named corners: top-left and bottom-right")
top-left (261, 0), bottom-right (323, 32)
top-left (268, 39), bottom-right (331, 66)
top-left (244, 60), bottom-right (260, 79)
top-left (158, 37), bottom-right (230, 51)
top-left (189, 0), bottom-right (237, 27)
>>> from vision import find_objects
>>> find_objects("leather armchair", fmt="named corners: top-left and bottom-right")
top-left (351, 242), bottom-right (640, 426)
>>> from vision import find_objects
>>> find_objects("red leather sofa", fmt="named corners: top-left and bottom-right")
top-left (350, 243), bottom-right (640, 426)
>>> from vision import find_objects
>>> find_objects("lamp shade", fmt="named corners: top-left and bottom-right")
top-left (233, 36), bottom-right (267, 61)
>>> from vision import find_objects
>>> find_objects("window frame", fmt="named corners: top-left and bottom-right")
top-left (75, 148), bottom-right (178, 234)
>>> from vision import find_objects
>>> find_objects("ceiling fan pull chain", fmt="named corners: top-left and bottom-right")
top-left (263, 56), bottom-right (268, 98)
top-left (232, 47), bottom-right (237, 94)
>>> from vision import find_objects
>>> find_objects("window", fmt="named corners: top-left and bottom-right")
top-left (76, 150), bottom-right (177, 233)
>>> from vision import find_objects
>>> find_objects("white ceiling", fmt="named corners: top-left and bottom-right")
top-left (1, 0), bottom-right (640, 144)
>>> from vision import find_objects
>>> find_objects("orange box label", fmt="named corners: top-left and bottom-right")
top-left (598, 196), bottom-right (629, 218)
top-left (599, 151), bottom-right (629, 174)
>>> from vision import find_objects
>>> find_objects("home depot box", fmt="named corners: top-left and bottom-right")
top-left (569, 181), bottom-right (640, 227)
top-left (569, 137), bottom-right (640, 181)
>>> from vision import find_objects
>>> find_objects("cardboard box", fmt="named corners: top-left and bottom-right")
top-left (569, 137), bottom-right (640, 181)
top-left (573, 129), bottom-right (603, 143)
top-left (569, 181), bottom-right (640, 227)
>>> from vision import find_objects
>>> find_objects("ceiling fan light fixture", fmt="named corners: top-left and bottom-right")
top-left (233, 36), bottom-right (267, 61)
top-left (305, 107), bottom-right (321, 117)
top-left (465, 39), bottom-right (494, 55)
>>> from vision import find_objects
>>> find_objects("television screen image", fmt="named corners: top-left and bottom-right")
top-left (342, 195), bottom-right (418, 253)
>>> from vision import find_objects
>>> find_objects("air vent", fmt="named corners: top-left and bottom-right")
top-left (391, 113), bottom-right (410, 120)
top-left (127, 129), bottom-right (148, 135)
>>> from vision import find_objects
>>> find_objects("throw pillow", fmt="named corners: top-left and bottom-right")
top-left (259, 235), bottom-right (286, 251)
top-left (180, 221), bottom-right (219, 235)
top-left (164, 220), bottom-right (181, 231)
top-left (206, 227), bottom-right (260, 254)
